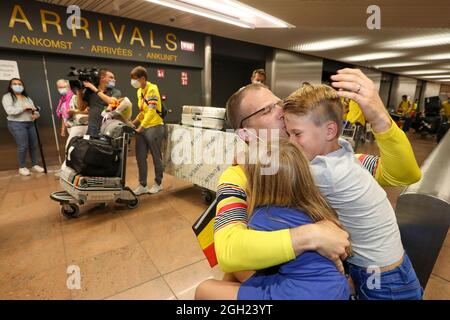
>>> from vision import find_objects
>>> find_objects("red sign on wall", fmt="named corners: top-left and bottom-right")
top-left (181, 41), bottom-right (195, 52)
top-left (181, 72), bottom-right (188, 86)
top-left (157, 69), bottom-right (165, 78)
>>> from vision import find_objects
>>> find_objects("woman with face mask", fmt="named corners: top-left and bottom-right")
top-left (54, 79), bottom-right (89, 177)
top-left (2, 78), bottom-right (45, 176)
top-left (56, 79), bottom-right (74, 138)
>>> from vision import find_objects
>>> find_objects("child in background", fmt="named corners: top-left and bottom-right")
top-left (195, 139), bottom-right (351, 300)
top-left (283, 84), bottom-right (422, 300)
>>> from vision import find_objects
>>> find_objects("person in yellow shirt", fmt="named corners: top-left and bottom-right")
top-left (346, 99), bottom-right (366, 126)
top-left (130, 66), bottom-right (164, 195)
top-left (341, 97), bottom-right (350, 120)
top-left (403, 99), bottom-right (419, 132)
top-left (397, 95), bottom-right (412, 116)
top-left (206, 68), bottom-right (421, 278)
top-left (442, 95), bottom-right (450, 121)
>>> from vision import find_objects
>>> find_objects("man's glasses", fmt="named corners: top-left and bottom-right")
top-left (239, 100), bottom-right (282, 128)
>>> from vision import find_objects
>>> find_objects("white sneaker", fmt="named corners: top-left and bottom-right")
top-left (149, 183), bottom-right (162, 194)
top-left (19, 168), bottom-right (31, 176)
top-left (134, 184), bottom-right (150, 196)
top-left (32, 165), bottom-right (45, 173)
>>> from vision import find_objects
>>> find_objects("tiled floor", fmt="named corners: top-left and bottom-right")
top-left (0, 132), bottom-right (448, 300)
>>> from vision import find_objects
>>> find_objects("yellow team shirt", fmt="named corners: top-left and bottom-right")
top-left (214, 120), bottom-right (421, 272)
top-left (134, 81), bottom-right (164, 128)
top-left (346, 100), bottom-right (366, 126)
top-left (442, 100), bottom-right (450, 117)
top-left (342, 98), bottom-right (349, 120)
top-left (399, 100), bottom-right (411, 116)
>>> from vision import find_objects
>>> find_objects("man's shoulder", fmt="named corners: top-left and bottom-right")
top-left (218, 165), bottom-right (247, 188)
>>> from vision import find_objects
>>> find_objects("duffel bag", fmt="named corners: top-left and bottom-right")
top-left (66, 136), bottom-right (120, 177)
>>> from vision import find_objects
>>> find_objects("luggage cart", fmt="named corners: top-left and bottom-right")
top-left (50, 132), bottom-right (139, 218)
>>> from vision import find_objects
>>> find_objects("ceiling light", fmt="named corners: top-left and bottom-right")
top-left (418, 53), bottom-right (450, 61)
top-left (222, 0), bottom-right (293, 28)
top-left (401, 69), bottom-right (449, 75)
top-left (145, 0), bottom-right (294, 29)
top-left (380, 33), bottom-right (450, 49)
top-left (293, 37), bottom-right (366, 52)
top-left (374, 62), bottom-right (429, 68)
top-left (342, 52), bottom-right (405, 62)
top-left (419, 74), bottom-right (450, 79)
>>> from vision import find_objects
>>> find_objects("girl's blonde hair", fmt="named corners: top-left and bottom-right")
top-left (245, 139), bottom-right (343, 229)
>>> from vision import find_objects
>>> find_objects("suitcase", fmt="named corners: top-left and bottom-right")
top-left (59, 166), bottom-right (123, 203)
top-left (163, 124), bottom-right (246, 192)
top-left (181, 106), bottom-right (226, 130)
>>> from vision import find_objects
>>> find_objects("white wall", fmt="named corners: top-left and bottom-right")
top-left (267, 50), bottom-right (323, 99)
top-left (421, 82), bottom-right (442, 112)
top-left (389, 76), bottom-right (418, 111)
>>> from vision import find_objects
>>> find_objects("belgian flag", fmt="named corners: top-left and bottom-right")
top-left (192, 198), bottom-right (218, 267)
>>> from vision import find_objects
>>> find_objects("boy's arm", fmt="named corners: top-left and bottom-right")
top-left (354, 119), bottom-right (421, 186)
top-left (372, 120), bottom-right (421, 186)
top-left (332, 68), bottom-right (421, 186)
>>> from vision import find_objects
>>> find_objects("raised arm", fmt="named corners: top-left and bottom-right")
top-left (331, 68), bottom-right (421, 186)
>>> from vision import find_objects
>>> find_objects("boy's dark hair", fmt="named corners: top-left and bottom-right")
top-left (131, 66), bottom-right (148, 80)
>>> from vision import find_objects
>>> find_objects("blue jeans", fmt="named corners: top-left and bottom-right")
top-left (348, 254), bottom-right (423, 300)
top-left (7, 120), bottom-right (39, 168)
top-left (86, 124), bottom-right (100, 138)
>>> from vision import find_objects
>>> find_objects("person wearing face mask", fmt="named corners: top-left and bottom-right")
top-left (56, 79), bottom-right (74, 138)
top-left (54, 79), bottom-right (89, 178)
top-left (250, 69), bottom-right (266, 85)
top-left (130, 66), bottom-right (164, 195)
top-left (77, 69), bottom-right (121, 137)
top-left (55, 79), bottom-right (89, 149)
top-left (2, 78), bottom-right (45, 176)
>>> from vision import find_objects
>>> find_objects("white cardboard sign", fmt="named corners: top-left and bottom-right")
top-left (0, 60), bottom-right (20, 81)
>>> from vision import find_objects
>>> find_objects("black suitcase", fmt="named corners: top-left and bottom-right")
top-left (66, 136), bottom-right (120, 177)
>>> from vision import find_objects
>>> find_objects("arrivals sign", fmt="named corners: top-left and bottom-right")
top-left (0, 0), bottom-right (205, 68)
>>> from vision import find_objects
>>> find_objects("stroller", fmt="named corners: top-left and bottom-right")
top-left (50, 118), bottom-right (139, 219)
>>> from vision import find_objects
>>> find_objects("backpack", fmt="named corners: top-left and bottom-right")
top-left (66, 136), bottom-right (121, 177)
